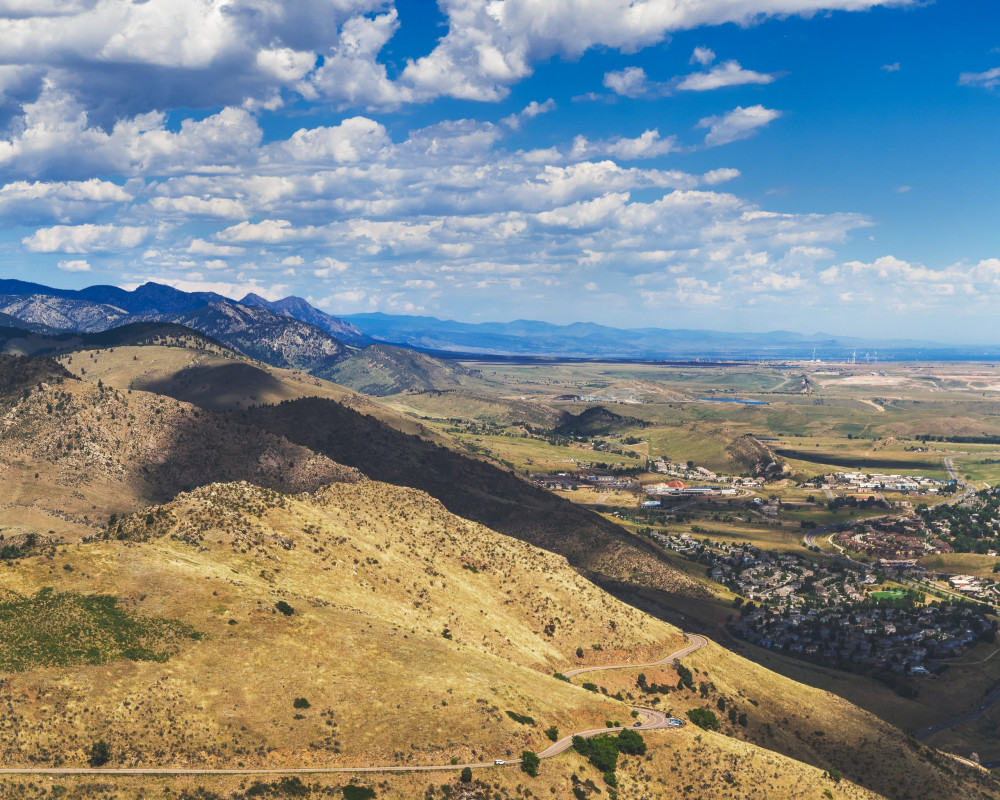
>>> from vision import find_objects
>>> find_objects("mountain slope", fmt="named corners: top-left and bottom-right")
top-left (0, 354), bottom-right (359, 539)
top-left (0, 478), bottom-right (682, 770)
top-left (245, 397), bottom-right (707, 596)
top-left (0, 293), bottom-right (130, 332)
top-left (145, 301), bottom-right (348, 371)
top-left (0, 279), bottom-right (228, 314)
top-left (315, 342), bottom-right (472, 395)
top-left (240, 292), bottom-right (366, 343)
top-left (0, 476), bottom-right (995, 800)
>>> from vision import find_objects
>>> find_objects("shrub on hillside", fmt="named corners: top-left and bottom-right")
top-left (687, 707), bottom-right (719, 730)
top-left (89, 739), bottom-right (110, 767)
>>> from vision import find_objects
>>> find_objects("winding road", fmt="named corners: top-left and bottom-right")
top-left (0, 634), bottom-right (708, 777)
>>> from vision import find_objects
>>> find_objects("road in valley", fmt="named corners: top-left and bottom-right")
top-left (0, 634), bottom-right (707, 777)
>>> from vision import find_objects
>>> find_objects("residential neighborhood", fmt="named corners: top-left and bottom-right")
top-left (652, 534), bottom-right (996, 674)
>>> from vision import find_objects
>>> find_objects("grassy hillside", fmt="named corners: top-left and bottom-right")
top-left (385, 388), bottom-right (565, 429)
top-left (0, 479), bottom-right (683, 770)
top-left (57, 342), bottom-right (451, 445)
top-left (0, 479), bottom-right (995, 800)
top-left (0, 355), bottom-right (358, 540)
top-left (245, 397), bottom-right (707, 596)
top-left (315, 343), bottom-right (473, 396)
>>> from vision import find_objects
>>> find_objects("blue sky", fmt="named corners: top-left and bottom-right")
top-left (0, 0), bottom-right (997, 341)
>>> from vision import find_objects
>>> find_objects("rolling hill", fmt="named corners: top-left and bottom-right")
top-left (0, 354), bottom-right (358, 540)
top-left (315, 343), bottom-right (473, 396)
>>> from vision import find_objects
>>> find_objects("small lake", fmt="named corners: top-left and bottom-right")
top-left (699, 398), bottom-right (768, 405)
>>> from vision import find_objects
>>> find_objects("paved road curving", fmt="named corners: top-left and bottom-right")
top-left (0, 634), bottom-right (708, 777)
top-left (564, 634), bottom-right (708, 678)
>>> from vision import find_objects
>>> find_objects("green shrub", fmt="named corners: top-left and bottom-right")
top-left (293, 697), bottom-right (310, 709)
top-left (545, 725), bottom-right (559, 742)
top-left (342, 786), bottom-right (376, 800)
top-left (686, 708), bottom-right (719, 731)
top-left (581, 682), bottom-right (598, 693)
top-left (553, 672), bottom-right (570, 682)
top-left (572, 736), bottom-right (618, 773)
top-left (460, 767), bottom-right (472, 783)
top-left (275, 600), bottom-right (294, 616)
top-left (506, 710), bottom-right (535, 725)
top-left (89, 739), bottom-right (110, 767)
top-left (520, 750), bottom-right (540, 777)
top-left (616, 728), bottom-right (646, 755)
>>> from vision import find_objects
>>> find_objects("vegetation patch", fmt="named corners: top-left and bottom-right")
top-left (0, 588), bottom-right (200, 671)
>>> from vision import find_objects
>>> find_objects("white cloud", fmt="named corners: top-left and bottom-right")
top-left (150, 277), bottom-right (287, 302)
top-left (702, 168), bottom-right (741, 185)
top-left (676, 60), bottom-right (776, 91)
top-left (148, 196), bottom-right (247, 218)
top-left (604, 67), bottom-right (661, 98)
top-left (216, 219), bottom-right (298, 244)
top-left (399, 0), bottom-right (901, 103)
top-left (697, 105), bottom-right (782, 147)
top-left (0, 178), bottom-right (131, 223)
top-left (56, 258), bottom-right (91, 272)
top-left (882, 62), bottom-right (901, 72)
top-left (187, 238), bottom-right (244, 256)
top-left (278, 117), bottom-right (390, 163)
top-left (959, 66), bottom-right (1000, 90)
top-left (691, 46), bottom-right (716, 66)
top-left (22, 223), bottom-right (150, 253)
top-left (314, 257), bottom-right (349, 278)
top-left (502, 98), bottom-right (556, 128)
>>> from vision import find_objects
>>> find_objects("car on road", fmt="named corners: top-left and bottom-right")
top-left (494, 760), bottom-right (505, 765)
top-left (666, 718), bottom-right (685, 728)
top-left (633, 721), bottom-right (642, 727)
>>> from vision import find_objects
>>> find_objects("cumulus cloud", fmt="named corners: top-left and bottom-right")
top-left (502, 98), bottom-right (556, 128)
top-left (604, 67), bottom-right (664, 98)
top-left (697, 105), bottom-right (782, 147)
top-left (399, 0), bottom-right (901, 103)
top-left (691, 46), bottom-right (716, 66)
top-left (22, 223), bottom-right (150, 253)
top-left (57, 259), bottom-right (90, 272)
top-left (187, 238), bottom-right (244, 256)
top-left (676, 60), bottom-right (776, 91)
top-left (959, 66), bottom-right (1000, 90)
top-left (0, 178), bottom-right (130, 223)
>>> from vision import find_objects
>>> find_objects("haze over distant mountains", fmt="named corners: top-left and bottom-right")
top-left (0, 278), bottom-right (997, 365)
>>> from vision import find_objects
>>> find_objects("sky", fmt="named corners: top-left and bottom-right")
top-left (0, 0), bottom-right (998, 342)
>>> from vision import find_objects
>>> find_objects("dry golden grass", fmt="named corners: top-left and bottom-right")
top-left (0, 373), bottom-right (358, 539)
top-left (58, 344), bottom-right (448, 443)
top-left (0, 479), bottom-right (685, 770)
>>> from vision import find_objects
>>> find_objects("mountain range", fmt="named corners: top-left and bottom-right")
top-left (1, 279), bottom-right (997, 373)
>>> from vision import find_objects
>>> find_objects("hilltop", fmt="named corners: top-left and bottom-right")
top-left (0, 282), bottom-right (355, 374)
top-left (143, 301), bottom-right (348, 372)
top-left (315, 343), bottom-right (473, 396)
top-left (245, 397), bottom-right (705, 595)
top-left (0, 354), bottom-right (358, 540)
top-left (555, 406), bottom-right (651, 437)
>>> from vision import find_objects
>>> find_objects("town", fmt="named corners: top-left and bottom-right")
top-left (652, 534), bottom-right (996, 675)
